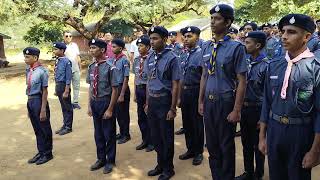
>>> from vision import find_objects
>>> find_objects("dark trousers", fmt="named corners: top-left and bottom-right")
top-left (55, 83), bottom-right (73, 129)
top-left (115, 86), bottom-right (130, 137)
top-left (267, 119), bottom-right (314, 180)
top-left (148, 95), bottom-right (174, 173)
top-left (240, 106), bottom-right (265, 178)
top-left (90, 97), bottom-right (116, 164)
top-left (181, 88), bottom-right (204, 155)
top-left (27, 98), bottom-right (52, 156)
top-left (135, 85), bottom-right (151, 145)
top-left (204, 96), bottom-right (236, 180)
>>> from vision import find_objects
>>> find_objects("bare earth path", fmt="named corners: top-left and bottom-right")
top-left (1, 74), bottom-right (319, 180)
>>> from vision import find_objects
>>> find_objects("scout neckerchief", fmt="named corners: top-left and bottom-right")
top-left (183, 46), bottom-right (199, 75)
top-left (139, 54), bottom-right (148, 78)
top-left (28, 62), bottom-right (42, 94)
top-left (280, 48), bottom-right (314, 99)
top-left (207, 34), bottom-right (231, 75)
top-left (151, 47), bottom-right (170, 78)
top-left (54, 56), bottom-right (65, 75)
top-left (247, 53), bottom-right (266, 77)
top-left (93, 60), bottom-right (107, 98)
top-left (113, 52), bottom-right (126, 65)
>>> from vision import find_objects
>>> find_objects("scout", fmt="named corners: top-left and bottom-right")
top-left (198, 4), bottom-right (248, 180)
top-left (236, 31), bottom-right (268, 180)
top-left (168, 31), bottom-right (183, 57)
top-left (132, 36), bottom-right (154, 152)
top-left (261, 23), bottom-right (278, 59)
top-left (108, 38), bottom-right (131, 144)
top-left (144, 26), bottom-right (180, 180)
top-left (24, 47), bottom-right (53, 165)
top-left (53, 42), bottom-right (74, 136)
top-left (87, 39), bottom-right (119, 174)
top-left (259, 14), bottom-right (320, 180)
top-left (178, 26), bottom-right (204, 166)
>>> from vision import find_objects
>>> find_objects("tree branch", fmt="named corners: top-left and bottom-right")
top-left (93, 4), bottom-right (121, 36)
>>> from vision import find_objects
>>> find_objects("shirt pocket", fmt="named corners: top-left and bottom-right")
top-left (269, 77), bottom-right (280, 97)
top-left (295, 80), bottom-right (314, 113)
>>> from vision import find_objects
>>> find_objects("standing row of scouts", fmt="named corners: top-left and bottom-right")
top-left (22, 3), bottom-right (320, 180)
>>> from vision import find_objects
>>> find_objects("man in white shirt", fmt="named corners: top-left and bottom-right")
top-left (63, 31), bottom-right (82, 109)
top-left (129, 29), bottom-right (144, 63)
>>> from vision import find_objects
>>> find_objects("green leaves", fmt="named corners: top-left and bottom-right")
top-left (23, 22), bottom-right (63, 45)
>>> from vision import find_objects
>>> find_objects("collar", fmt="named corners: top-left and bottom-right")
top-left (211, 34), bottom-right (231, 47)
top-left (249, 53), bottom-right (267, 63)
top-left (115, 53), bottom-right (126, 60)
top-left (29, 62), bottom-right (41, 70)
top-left (285, 48), bottom-right (314, 63)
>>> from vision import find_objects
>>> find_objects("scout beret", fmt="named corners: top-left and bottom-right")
top-left (245, 31), bottom-right (267, 41)
top-left (23, 47), bottom-right (40, 56)
top-left (111, 38), bottom-right (125, 48)
top-left (279, 14), bottom-right (316, 33)
top-left (88, 39), bottom-right (107, 48)
top-left (228, 27), bottom-right (238, 34)
top-left (273, 23), bottom-right (279, 27)
top-left (316, 19), bottom-right (320, 23)
top-left (169, 31), bottom-right (177, 36)
top-left (180, 26), bottom-right (201, 35)
top-left (210, 4), bottom-right (234, 22)
top-left (261, 23), bottom-right (272, 29)
top-left (244, 22), bottom-right (258, 31)
top-left (136, 37), bottom-right (150, 46)
top-left (53, 42), bottom-right (67, 50)
top-left (148, 26), bottom-right (169, 38)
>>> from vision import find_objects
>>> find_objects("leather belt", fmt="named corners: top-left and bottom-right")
top-left (183, 85), bottom-right (199, 90)
top-left (243, 101), bottom-right (261, 107)
top-left (91, 96), bottom-right (110, 101)
top-left (207, 91), bottom-right (234, 101)
top-left (270, 112), bottom-right (312, 125)
top-left (136, 84), bottom-right (146, 89)
top-left (28, 94), bottom-right (42, 99)
top-left (149, 92), bottom-right (169, 98)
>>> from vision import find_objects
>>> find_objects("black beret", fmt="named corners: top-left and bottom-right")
top-left (261, 23), bottom-right (272, 29)
top-left (148, 26), bottom-right (169, 38)
top-left (111, 38), bottom-right (125, 48)
top-left (228, 27), bottom-right (238, 34)
top-left (169, 31), bottom-right (177, 36)
top-left (88, 39), bottom-right (107, 48)
top-left (244, 22), bottom-right (258, 31)
top-left (23, 47), bottom-right (40, 56)
top-left (136, 37), bottom-right (150, 46)
top-left (272, 23), bottom-right (279, 27)
top-left (279, 14), bottom-right (316, 33)
top-left (53, 42), bottom-right (67, 50)
top-left (210, 4), bottom-right (234, 21)
top-left (245, 31), bottom-right (267, 42)
top-left (180, 26), bottom-right (201, 35)
top-left (239, 26), bottom-right (244, 32)
top-left (316, 20), bottom-right (320, 23)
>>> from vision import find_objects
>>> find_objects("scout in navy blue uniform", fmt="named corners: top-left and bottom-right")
top-left (108, 38), bottom-right (131, 144)
top-left (87, 39), bottom-right (119, 174)
top-left (144, 26), bottom-right (180, 180)
top-left (235, 31), bottom-right (268, 180)
top-left (132, 37), bottom-right (155, 152)
top-left (177, 26), bottom-right (204, 166)
top-left (259, 14), bottom-right (320, 180)
top-left (261, 23), bottom-right (278, 59)
top-left (24, 47), bottom-right (53, 165)
top-left (198, 4), bottom-right (248, 180)
top-left (53, 42), bottom-right (74, 136)
top-left (168, 31), bottom-right (183, 57)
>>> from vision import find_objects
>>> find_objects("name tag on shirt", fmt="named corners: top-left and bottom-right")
top-left (149, 62), bottom-right (155, 66)
top-left (270, 76), bottom-right (278, 79)
top-left (90, 73), bottom-right (94, 77)
top-left (203, 54), bottom-right (211, 58)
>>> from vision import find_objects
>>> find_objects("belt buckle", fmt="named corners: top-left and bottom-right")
top-left (183, 86), bottom-right (188, 90)
top-left (280, 116), bottom-right (289, 124)
top-left (208, 94), bottom-right (215, 100)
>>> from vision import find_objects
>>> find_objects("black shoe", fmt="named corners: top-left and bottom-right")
top-left (148, 165), bottom-right (163, 176)
top-left (116, 133), bottom-right (122, 140)
top-left (192, 154), bottom-right (203, 166)
top-left (35, 154), bottom-right (53, 165)
top-left (90, 159), bottom-right (106, 171)
top-left (117, 136), bottom-right (131, 144)
top-left (179, 151), bottom-right (195, 160)
top-left (103, 163), bottom-right (114, 174)
top-left (235, 130), bottom-right (241, 137)
top-left (235, 172), bottom-right (253, 180)
top-left (145, 145), bottom-right (155, 152)
top-left (59, 128), bottom-right (72, 136)
top-left (73, 103), bottom-right (81, 109)
top-left (28, 153), bottom-right (41, 164)
top-left (158, 171), bottom-right (175, 180)
top-left (175, 128), bottom-right (185, 135)
top-left (55, 127), bottom-right (64, 134)
top-left (136, 142), bottom-right (148, 150)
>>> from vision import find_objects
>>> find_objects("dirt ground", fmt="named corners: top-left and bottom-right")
top-left (1, 73), bottom-right (320, 180)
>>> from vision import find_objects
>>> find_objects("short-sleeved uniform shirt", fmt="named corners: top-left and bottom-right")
top-left (201, 39), bottom-right (248, 95)
top-left (260, 55), bottom-right (320, 133)
top-left (108, 56), bottom-right (130, 84)
top-left (180, 46), bottom-right (202, 86)
top-left (86, 60), bottom-right (120, 98)
top-left (132, 55), bottom-right (148, 85)
top-left (54, 57), bottom-right (72, 85)
top-left (143, 47), bottom-right (180, 94)
top-left (26, 65), bottom-right (49, 96)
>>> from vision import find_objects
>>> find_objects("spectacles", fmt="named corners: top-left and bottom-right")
top-left (65, 35), bottom-right (72, 38)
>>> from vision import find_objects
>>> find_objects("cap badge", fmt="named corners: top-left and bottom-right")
top-left (215, 5), bottom-right (220, 12)
top-left (26, 50), bottom-right (29, 54)
top-left (289, 17), bottom-right (295, 24)
top-left (92, 39), bottom-right (95, 43)
top-left (138, 39), bottom-right (142, 42)
top-left (151, 27), bottom-right (155, 32)
top-left (187, 27), bottom-right (191, 31)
